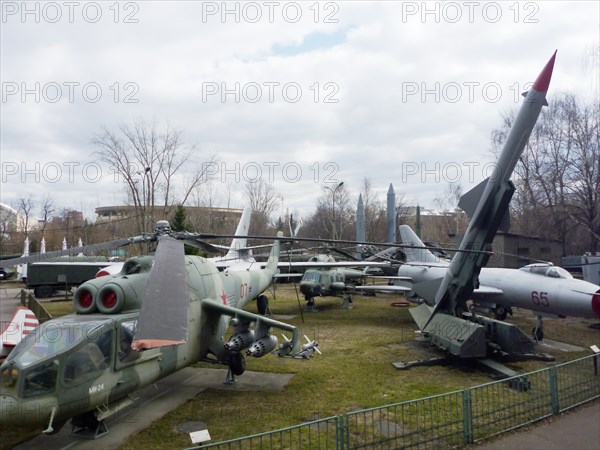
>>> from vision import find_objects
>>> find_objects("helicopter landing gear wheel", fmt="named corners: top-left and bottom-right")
top-left (532, 317), bottom-right (544, 342)
top-left (494, 305), bottom-right (508, 321)
top-left (305, 297), bottom-right (317, 312)
top-left (225, 352), bottom-right (246, 384)
top-left (341, 294), bottom-right (353, 309)
top-left (257, 294), bottom-right (269, 315)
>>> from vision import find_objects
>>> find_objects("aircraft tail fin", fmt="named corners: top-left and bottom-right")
top-left (399, 225), bottom-right (440, 263)
top-left (224, 207), bottom-right (252, 261)
top-left (265, 232), bottom-right (283, 273)
top-left (1, 307), bottom-right (39, 356)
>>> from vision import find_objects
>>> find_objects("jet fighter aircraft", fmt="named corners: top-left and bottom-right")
top-left (396, 225), bottom-right (600, 340)
top-left (0, 222), bottom-right (315, 438)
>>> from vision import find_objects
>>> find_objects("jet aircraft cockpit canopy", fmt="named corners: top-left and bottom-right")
top-left (519, 264), bottom-right (573, 279)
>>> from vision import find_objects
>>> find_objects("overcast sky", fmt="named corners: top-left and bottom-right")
top-left (1, 1), bottom-right (599, 223)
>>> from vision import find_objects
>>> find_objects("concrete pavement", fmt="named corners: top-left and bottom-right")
top-left (472, 399), bottom-right (600, 450)
top-left (13, 368), bottom-right (294, 449)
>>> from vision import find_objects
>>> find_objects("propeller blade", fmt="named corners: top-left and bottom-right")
top-left (132, 236), bottom-right (189, 350)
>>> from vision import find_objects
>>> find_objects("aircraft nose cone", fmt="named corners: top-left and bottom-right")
top-left (592, 289), bottom-right (600, 318)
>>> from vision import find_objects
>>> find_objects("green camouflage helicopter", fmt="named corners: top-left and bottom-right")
top-left (0, 221), bottom-right (316, 438)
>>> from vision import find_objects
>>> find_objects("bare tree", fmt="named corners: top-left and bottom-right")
top-left (94, 119), bottom-right (215, 234)
top-left (433, 182), bottom-right (467, 238)
top-left (17, 195), bottom-right (35, 237)
top-left (491, 92), bottom-right (599, 254)
top-left (303, 183), bottom-right (353, 241)
top-left (39, 194), bottom-right (56, 235)
top-left (244, 180), bottom-right (282, 234)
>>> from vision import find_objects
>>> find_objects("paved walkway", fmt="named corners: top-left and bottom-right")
top-left (472, 399), bottom-right (600, 449)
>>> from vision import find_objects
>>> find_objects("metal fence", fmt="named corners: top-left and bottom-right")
top-left (192, 353), bottom-right (600, 450)
top-left (198, 416), bottom-right (340, 450)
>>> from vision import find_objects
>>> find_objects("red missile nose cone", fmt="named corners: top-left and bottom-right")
top-left (592, 289), bottom-right (600, 319)
top-left (533, 50), bottom-right (557, 92)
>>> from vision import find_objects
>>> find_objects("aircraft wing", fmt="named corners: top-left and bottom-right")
top-left (354, 285), bottom-right (412, 293)
top-left (200, 300), bottom-right (296, 331)
top-left (278, 261), bottom-right (390, 268)
top-left (472, 285), bottom-right (504, 299)
top-left (273, 273), bottom-right (303, 279)
top-left (366, 275), bottom-right (413, 281)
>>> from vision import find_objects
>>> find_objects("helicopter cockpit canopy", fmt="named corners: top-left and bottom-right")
top-left (1, 317), bottom-right (114, 398)
top-left (5, 318), bottom-right (112, 368)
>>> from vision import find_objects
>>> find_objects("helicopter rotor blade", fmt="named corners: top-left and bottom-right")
top-left (132, 235), bottom-right (189, 350)
top-left (0, 235), bottom-right (151, 266)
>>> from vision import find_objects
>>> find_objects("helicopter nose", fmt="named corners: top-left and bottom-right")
top-left (592, 289), bottom-right (600, 319)
top-left (0, 393), bottom-right (20, 425)
top-left (0, 393), bottom-right (54, 427)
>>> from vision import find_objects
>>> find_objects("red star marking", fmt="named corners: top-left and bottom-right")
top-left (221, 290), bottom-right (227, 305)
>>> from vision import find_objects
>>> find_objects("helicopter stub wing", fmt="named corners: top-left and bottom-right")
top-left (132, 236), bottom-right (189, 350)
top-left (200, 300), bottom-right (302, 356)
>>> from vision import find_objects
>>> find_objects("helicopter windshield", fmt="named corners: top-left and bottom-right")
top-left (7, 318), bottom-right (112, 368)
top-left (302, 271), bottom-right (321, 282)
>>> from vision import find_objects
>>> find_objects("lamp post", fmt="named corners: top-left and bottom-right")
top-left (138, 167), bottom-right (151, 235)
top-left (324, 181), bottom-right (344, 239)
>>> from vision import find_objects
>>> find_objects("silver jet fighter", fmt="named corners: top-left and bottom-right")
top-left (398, 225), bottom-right (600, 340)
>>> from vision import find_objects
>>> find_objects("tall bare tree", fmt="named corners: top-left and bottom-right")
top-left (94, 119), bottom-right (215, 235)
top-left (244, 180), bottom-right (282, 234)
top-left (39, 194), bottom-right (56, 235)
top-left (491, 92), bottom-right (599, 254)
top-left (17, 195), bottom-right (35, 237)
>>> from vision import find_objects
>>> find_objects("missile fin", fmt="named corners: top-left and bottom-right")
top-left (498, 209), bottom-right (511, 232)
top-left (458, 178), bottom-right (488, 219)
top-left (413, 278), bottom-right (444, 306)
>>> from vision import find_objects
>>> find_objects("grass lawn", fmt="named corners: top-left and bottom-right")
top-left (118, 285), bottom-right (598, 449)
top-left (2, 283), bottom-right (597, 449)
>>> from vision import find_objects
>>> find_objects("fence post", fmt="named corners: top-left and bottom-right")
top-left (337, 415), bottom-right (344, 450)
top-left (549, 365), bottom-right (559, 414)
top-left (20, 289), bottom-right (26, 307)
top-left (462, 389), bottom-right (473, 444)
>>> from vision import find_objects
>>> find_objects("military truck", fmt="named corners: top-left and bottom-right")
top-left (26, 257), bottom-right (118, 298)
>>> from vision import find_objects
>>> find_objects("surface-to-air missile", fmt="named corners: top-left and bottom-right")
top-left (409, 51), bottom-right (558, 362)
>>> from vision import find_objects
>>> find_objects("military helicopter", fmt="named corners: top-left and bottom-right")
top-left (299, 264), bottom-right (387, 311)
top-left (0, 221), bottom-right (316, 438)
